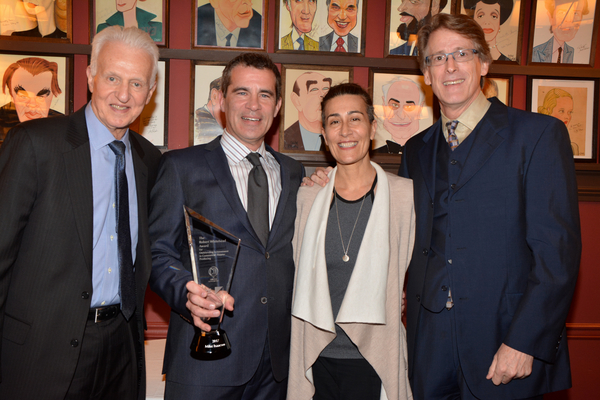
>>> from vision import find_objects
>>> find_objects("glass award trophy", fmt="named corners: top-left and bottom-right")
top-left (183, 206), bottom-right (241, 360)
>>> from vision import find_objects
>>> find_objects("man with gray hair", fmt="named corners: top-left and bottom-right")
top-left (375, 76), bottom-right (425, 154)
top-left (0, 25), bottom-right (162, 399)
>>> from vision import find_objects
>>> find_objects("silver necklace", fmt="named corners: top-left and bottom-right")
top-left (334, 190), bottom-right (367, 263)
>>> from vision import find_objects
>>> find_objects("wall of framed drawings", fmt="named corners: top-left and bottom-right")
top-left (0, 3), bottom-right (598, 395)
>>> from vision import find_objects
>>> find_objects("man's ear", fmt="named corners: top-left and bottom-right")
top-left (145, 82), bottom-right (157, 105)
top-left (290, 91), bottom-right (302, 111)
top-left (85, 66), bottom-right (94, 93)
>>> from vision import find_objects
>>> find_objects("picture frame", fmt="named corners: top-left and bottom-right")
top-left (92, 0), bottom-right (168, 46)
top-left (482, 74), bottom-right (512, 105)
top-left (280, 64), bottom-right (353, 155)
top-left (191, 62), bottom-right (226, 146)
top-left (0, 0), bottom-right (72, 42)
top-left (369, 70), bottom-right (436, 155)
top-left (193, 0), bottom-right (267, 50)
top-left (130, 60), bottom-right (168, 148)
top-left (0, 53), bottom-right (72, 145)
top-left (385, 0), bottom-right (454, 57)
top-left (529, 0), bottom-right (599, 66)
top-left (276, 0), bottom-right (366, 54)
top-left (529, 77), bottom-right (598, 161)
top-left (458, 0), bottom-right (526, 63)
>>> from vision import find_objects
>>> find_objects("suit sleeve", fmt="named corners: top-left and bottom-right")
top-left (503, 118), bottom-right (581, 363)
top-left (148, 154), bottom-right (193, 318)
top-left (0, 127), bottom-right (38, 379)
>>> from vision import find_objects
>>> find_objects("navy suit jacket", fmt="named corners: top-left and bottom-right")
top-left (319, 31), bottom-right (358, 52)
top-left (149, 137), bottom-right (304, 386)
top-left (400, 98), bottom-right (581, 398)
top-left (196, 3), bottom-right (262, 48)
top-left (0, 107), bottom-right (162, 399)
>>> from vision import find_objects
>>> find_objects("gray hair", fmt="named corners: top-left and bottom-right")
top-left (90, 26), bottom-right (159, 86)
top-left (326, 0), bottom-right (359, 8)
top-left (382, 76), bottom-right (425, 105)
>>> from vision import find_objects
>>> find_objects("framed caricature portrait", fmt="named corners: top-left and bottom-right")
top-left (193, 0), bottom-right (266, 49)
top-left (459, 0), bottom-right (525, 63)
top-left (370, 71), bottom-right (435, 154)
top-left (280, 64), bottom-right (352, 153)
top-left (92, 0), bottom-right (167, 46)
top-left (482, 74), bottom-right (512, 105)
top-left (0, 53), bottom-right (70, 144)
top-left (529, 0), bottom-right (599, 66)
top-left (0, 0), bottom-right (71, 41)
top-left (277, 0), bottom-right (366, 54)
top-left (131, 60), bottom-right (167, 148)
top-left (192, 62), bottom-right (226, 146)
top-left (530, 77), bottom-right (598, 161)
top-left (386, 0), bottom-right (453, 57)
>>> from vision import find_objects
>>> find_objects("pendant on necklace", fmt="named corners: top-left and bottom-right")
top-left (342, 255), bottom-right (350, 262)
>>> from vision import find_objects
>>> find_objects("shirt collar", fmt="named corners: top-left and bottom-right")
top-left (441, 91), bottom-right (490, 141)
top-left (86, 102), bottom-right (130, 151)
top-left (214, 11), bottom-right (241, 43)
top-left (221, 129), bottom-right (267, 164)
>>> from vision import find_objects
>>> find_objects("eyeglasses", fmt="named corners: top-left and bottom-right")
top-left (425, 49), bottom-right (479, 67)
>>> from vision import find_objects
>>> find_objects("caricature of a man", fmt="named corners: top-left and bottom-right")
top-left (375, 77), bottom-right (425, 154)
top-left (194, 77), bottom-right (226, 144)
top-left (532, 0), bottom-right (589, 63)
top-left (319, 0), bottom-right (359, 52)
top-left (284, 71), bottom-right (332, 151)
top-left (281, 0), bottom-right (319, 50)
top-left (390, 0), bottom-right (447, 56)
top-left (0, 57), bottom-right (63, 140)
top-left (196, 0), bottom-right (262, 48)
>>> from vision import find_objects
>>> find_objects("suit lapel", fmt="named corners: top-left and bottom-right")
top-left (418, 120), bottom-right (441, 201)
top-left (265, 145), bottom-right (290, 249)
top-left (63, 108), bottom-right (94, 275)
top-left (454, 98), bottom-right (507, 192)
top-left (204, 139), bottom-right (264, 252)
top-left (130, 133), bottom-right (148, 246)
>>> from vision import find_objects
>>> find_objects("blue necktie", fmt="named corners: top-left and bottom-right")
top-left (225, 33), bottom-right (233, 47)
top-left (446, 120), bottom-right (459, 151)
top-left (297, 37), bottom-right (305, 50)
top-left (108, 141), bottom-right (135, 320)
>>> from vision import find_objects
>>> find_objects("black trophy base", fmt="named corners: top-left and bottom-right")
top-left (190, 329), bottom-right (231, 360)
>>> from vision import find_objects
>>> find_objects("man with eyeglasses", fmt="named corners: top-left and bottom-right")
top-left (400, 13), bottom-right (580, 400)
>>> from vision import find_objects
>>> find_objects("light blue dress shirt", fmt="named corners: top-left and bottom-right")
top-left (86, 103), bottom-right (138, 308)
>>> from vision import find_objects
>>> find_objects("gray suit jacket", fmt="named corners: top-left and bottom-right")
top-left (149, 137), bottom-right (304, 386)
top-left (0, 107), bottom-right (162, 399)
top-left (319, 31), bottom-right (358, 52)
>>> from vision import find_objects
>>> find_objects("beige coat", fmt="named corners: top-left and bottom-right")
top-left (288, 163), bottom-right (415, 400)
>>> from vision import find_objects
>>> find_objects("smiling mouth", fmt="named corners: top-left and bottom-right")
top-left (111, 104), bottom-right (129, 111)
top-left (335, 21), bottom-right (349, 28)
top-left (443, 79), bottom-right (465, 86)
top-left (242, 116), bottom-right (260, 122)
top-left (390, 121), bottom-right (410, 126)
top-left (338, 141), bottom-right (357, 148)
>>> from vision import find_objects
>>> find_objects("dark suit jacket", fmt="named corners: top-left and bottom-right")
top-left (319, 31), bottom-right (358, 52)
top-left (196, 3), bottom-right (262, 48)
top-left (149, 137), bottom-right (304, 387)
top-left (390, 42), bottom-right (417, 56)
top-left (0, 107), bottom-right (162, 399)
top-left (400, 98), bottom-right (581, 398)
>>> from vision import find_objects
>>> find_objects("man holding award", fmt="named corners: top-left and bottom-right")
top-left (149, 53), bottom-right (304, 399)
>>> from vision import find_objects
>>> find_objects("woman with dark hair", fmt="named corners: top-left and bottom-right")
top-left (287, 83), bottom-right (414, 400)
top-left (463, 0), bottom-right (514, 61)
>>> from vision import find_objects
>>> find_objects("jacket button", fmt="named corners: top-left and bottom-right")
top-left (260, 297), bottom-right (268, 304)
top-left (416, 295), bottom-right (421, 302)
top-left (450, 159), bottom-right (457, 165)
top-left (70, 339), bottom-right (79, 347)
top-left (450, 184), bottom-right (456, 190)
top-left (441, 286), bottom-right (448, 291)
top-left (265, 252), bottom-right (269, 259)
top-left (81, 292), bottom-right (89, 299)
top-left (422, 249), bottom-right (429, 256)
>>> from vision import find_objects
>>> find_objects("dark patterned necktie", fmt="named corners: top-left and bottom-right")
top-left (108, 141), bottom-right (135, 320)
top-left (446, 120), bottom-right (459, 151)
top-left (246, 153), bottom-right (269, 247)
top-left (335, 37), bottom-right (346, 52)
top-left (225, 33), bottom-right (232, 47)
top-left (557, 47), bottom-right (562, 63)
